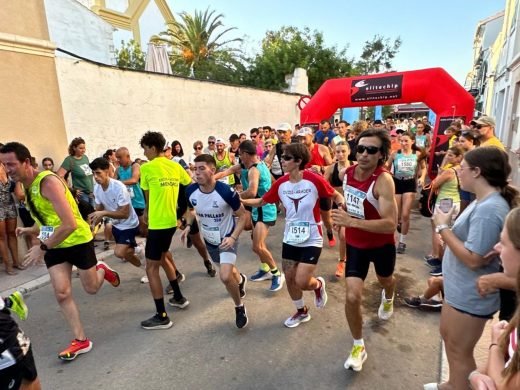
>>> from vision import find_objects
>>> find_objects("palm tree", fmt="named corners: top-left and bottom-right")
top-left (152, 8), bottom-right (242, 78)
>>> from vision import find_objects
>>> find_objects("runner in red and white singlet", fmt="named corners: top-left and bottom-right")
top-left (332, 129), bottom-right (398, 372)
top-left (243, 143), bottom-right (344, 329)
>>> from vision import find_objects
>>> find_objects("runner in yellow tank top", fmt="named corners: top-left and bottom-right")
top-left (0, 142), bottom-right (120, 362)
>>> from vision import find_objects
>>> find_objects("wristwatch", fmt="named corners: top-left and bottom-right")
top-left (435, 224), bottom-right (450, 234)
top-left (40, 241), bottom-right (49, 251)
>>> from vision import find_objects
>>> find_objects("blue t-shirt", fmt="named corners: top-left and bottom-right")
top-left (240, 162), bottom-right (277, 223)
top-left (314, 130), bottom-right (336, 146)
top-left (186, 181), bottom-right (240, 246)
top-left (443, 192), bottom-right (509, 315)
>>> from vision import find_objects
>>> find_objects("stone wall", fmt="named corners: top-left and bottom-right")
top-left (54, 57), bottom-right (301, 161)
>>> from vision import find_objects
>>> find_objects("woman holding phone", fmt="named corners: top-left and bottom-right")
top-left (423, 147), bottom-right (520, 390)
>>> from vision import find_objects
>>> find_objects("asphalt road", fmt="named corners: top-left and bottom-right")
top-left (20, 210), bottom-right (441, 389)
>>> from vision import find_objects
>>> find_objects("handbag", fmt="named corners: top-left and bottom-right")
top-left (419, 183), bottom-right (437, 218)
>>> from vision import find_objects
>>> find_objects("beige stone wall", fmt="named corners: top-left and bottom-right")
top-left (0, 0), bottom-right (69, 166)
top-left (55, 57), bottom-right (301, 160)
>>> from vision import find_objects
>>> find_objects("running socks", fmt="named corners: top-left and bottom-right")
top-left (154, 298), bottom-right (167, 318)
top-left (399, 234), bottom-right (406, 244)
top-left (353, 338), bottom-right (365, 347)
top-left (169, 279), bottom-right (184, 301)
top-left (270, 267), bottom-right (281, 276)
top-left (259, 263), bottom-right (270, 272)
top-left (293, 298), bottom-right (305, 310)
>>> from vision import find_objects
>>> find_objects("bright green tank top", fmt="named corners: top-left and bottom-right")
top-left (26, 171), bottom-right (92, 248)
top-left (215, 151), bottom-right (235, 185)
top-left (436, 168), bottom-right (461, 204)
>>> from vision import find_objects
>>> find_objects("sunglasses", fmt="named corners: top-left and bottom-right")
top-left (356, 145), bottom-right (381, 155)
top-left (475, 124), bottom-right (488, 129)
top-left (281, 154), bottom-right (294, 161)
top-left (195, 146), bottom-right (202, 150)
top-left (250, 135), bottom-right (257, 138)
top-left (208, 141), bottom-right (215, 144)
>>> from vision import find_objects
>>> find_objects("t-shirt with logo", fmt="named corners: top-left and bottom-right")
top-left (263, 171), bottom-right (335, 247)
top-left (60, 155), bottom-right (94, 193)
top-left (140, 157), bottom-right (192, 230)
top-left (185, 181), bottom-right (240, 246)
top-left (94, 178), bottom-right (139, 230)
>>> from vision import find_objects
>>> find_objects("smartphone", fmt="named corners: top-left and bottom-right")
top-left (439, 198), bottom-right (453, 213)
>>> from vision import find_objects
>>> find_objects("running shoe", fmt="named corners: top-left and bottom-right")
top-left (141, 314), bottom-right (173, 330)
top-left (284, 307), bottom-right (311, 328)
top-left (176, 270), bottom-right (186, 282)
top-left (335, 261), bottom-right (345, 278)
top-left (235, 305), bottom-right (248, 329)
top-left (396, 242), bottom-right (406, 254)
top-left (314, 276), bottom-right (328, 309)
top-left (140, 275), bottom-right (149, 284)
top-left (420, 299), bottom-right (443, 311)
top-left (429, 265), bottom-right (443, 276)
top-left (96, 261), bottom-right (120, 287)
top-left (423, 254), bottom-right (435, 261)
top-left (58, 338), bottom-right (93, 361)
top-left (250, 269), bottom-right (272, 281)
top-left (103, 241), bottom-right (110, 250)
top-left (239, 273), bottom-right (247, 298)
top-left (425, 258), bottom-right (442, 268)
top-left (423, 384), bottom-right (440, 390)
top-left (404, 296), bottom-right (422, 308)
top-left (327, 230), bottom-right (336, 247)
top-left (269, 274), bottom-right (285, 292)
top-left (378, 289), bottom-right (394, 320)
top-left (7, 291), bottom-right (28, 321)
top-left (204, 260), bottom-right (217, 277)
top-left (168, 296), bottom-right (189, 309)
top-left (344, 344), bottom-right (367, 372)
top-left (134, 243), bottom-right (146, 266)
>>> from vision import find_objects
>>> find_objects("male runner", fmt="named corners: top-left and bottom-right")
top-left (1, 142), bottom-right (120, 361)
top-left (183, 154), bottom-right (248, 328)
top-left (332, 128), bottom-right (398, 372)
top-left (264, 122), bottom-right (292, 180)
top-left (214, 141), bottom-right (283, 291)
top-left (89, 157), bottom-right (143, 267)
top-left (139, 131), bottom-right (191, 330)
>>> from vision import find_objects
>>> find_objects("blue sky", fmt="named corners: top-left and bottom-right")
top-left (166, 0), bottom-right (504, 85)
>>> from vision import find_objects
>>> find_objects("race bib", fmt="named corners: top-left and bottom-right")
top-left (416, 137), bottom-right (425, 148)
top-left (397, 157), bottom-right (415, 174)
top-left (344, 186), bottom-right (367, 219)
top-left (38, 226), bottom-right (55, 240)
top-left (201, 225), bottom-right (221, 246)
top-left (285, 221), bottom-right (310, 244)
top-left (127, 186), bottom-right (135, 199)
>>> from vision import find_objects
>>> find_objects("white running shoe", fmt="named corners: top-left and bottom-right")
top-left (135, 243), bottom-right (146, 266)
top-left (284, 307), bottom-right (311, 328)
top-left (314, 276), bottom-right (328, 308)
top-left (423, 384), bottom-right (439, 390)
top-left (140, 275), bottom-right (149, 284)
top-left (377, 289), bottom-right (394, 320)
top-left (344, 345), bottom-right (367, 372)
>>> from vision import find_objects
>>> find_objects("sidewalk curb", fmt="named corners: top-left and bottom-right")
top-left (1, 247), bottom-right (122, 297)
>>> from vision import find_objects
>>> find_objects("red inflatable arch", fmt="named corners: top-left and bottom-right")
top-left (299, 67), bottom-right (475, 177)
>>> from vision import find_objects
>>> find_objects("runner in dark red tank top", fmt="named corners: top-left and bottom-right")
top-left (332, 129), bottom-right (398, 373)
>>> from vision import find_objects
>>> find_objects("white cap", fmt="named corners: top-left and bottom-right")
top-left (215, 138), bottom-right (226, 145)
top-left (297, 127), bottom-right (313, 137)
top-left (277, 122), bottom-right (292, 132)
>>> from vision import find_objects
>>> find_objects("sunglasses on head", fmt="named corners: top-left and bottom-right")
top-left (356, 145), bottom-right (381, 155)
top-left (281, 154), bottom-right (294, 161)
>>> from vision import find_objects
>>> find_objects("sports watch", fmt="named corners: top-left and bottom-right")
top-left (435, 224), bottom-right (450, 234)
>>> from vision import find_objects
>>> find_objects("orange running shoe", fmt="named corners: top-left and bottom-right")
top-left (335, 261), bottom-right (346, 278)
top-left (96, 260), bottom-right (120, 287)
top-left (58, 338), bottom-right (93, 361)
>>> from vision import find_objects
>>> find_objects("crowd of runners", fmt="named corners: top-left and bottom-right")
top-left (1, 114), bottom-right (520, 389)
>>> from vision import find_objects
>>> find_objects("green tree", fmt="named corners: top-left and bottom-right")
top-left (245, 26), bottom-right (355, 94)
top-left (152, 7), bottom-right (243, 79)
top-left (356, 35), bottom-right (402, 75)
top-left (114, 39), bottom-right (145, 70)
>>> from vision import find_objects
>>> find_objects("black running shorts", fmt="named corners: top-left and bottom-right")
top-left (282, 243), bottom-right (322, 265)
top-left (145, 227), bottom-right (176, 261)
top-left (0, 346), bottom-right (38, 390)
top-left (393, 177), bottom-right (417, 194)
top-left (44, 241), bottom-right (97, 270)
top-left (345, 243), bottom-right (396, 280)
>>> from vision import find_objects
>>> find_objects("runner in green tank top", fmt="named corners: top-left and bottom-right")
top-left (0, 142), bottom-right (120, 362)
top-left (214, 139), bottom-right (235, 186)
